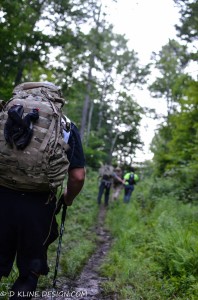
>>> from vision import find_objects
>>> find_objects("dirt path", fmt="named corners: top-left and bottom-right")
top-left (39, 206), bottom-right (116, 300)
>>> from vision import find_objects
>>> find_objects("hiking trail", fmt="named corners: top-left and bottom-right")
top-left (37, 205), bottom-right (117, 300)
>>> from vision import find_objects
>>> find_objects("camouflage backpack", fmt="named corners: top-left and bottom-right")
top-left (99, 164), bottom-right (114, 180)
top-left (0, 82), bottom-right (70, 193)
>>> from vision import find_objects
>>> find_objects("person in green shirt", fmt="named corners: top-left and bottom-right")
top-left (123, 167), bottom-right (139, 203)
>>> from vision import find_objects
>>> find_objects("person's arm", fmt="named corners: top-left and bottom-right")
top-left (64, 167), bottom-right (86, 206)
top-left (113, 172), bottom-right (125, 184)
top-left (63, 122), bottom-right (86, 205)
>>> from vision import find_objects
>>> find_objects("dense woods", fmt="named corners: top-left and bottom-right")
top-left (0, 0), bottom-right (150, 167)
top-left (0, 0), bottom-right (198, 299)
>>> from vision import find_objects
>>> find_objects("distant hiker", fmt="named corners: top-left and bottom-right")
top-left (0, 82), bottom-right (85, 299)
top-left (111, 166), bottom-right (124, 201)
top-left (97, 164), bottom-right (124, 206)
top-left (123, 167), bottom-right (139, 203)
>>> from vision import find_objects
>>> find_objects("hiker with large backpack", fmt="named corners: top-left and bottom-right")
top-left (0, 82), bottom-right (85, 299)
top-left (97, 163), bottom-right (124, 206)
top-left (123, 167), bottom-right (139, 203)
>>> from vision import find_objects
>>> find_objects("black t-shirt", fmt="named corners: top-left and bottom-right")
top-left (67, 122), bottom-right (85, 170)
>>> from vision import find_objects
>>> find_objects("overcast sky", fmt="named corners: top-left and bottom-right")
top-left (104, 0), bottom-right (181, 162)
top-left (105, 0), bottom-right (180, 63)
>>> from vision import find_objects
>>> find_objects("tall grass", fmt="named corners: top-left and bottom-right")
top-left (100, 176), bottom-right (198, 299)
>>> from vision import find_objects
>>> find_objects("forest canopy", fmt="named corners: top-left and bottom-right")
top-left (0, 0), bottom-right (150, 167)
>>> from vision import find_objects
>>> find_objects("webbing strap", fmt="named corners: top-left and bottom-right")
top-left (38, 89), bottom-right (59, 153)
top-left (46, 100), bottom-right (61, 155)
top-left (49, 100), bottom-right (58, 115)
top-left (52, 113), bottom-right (61, 155)
top-left (39, 117), bottom-right (56, 153)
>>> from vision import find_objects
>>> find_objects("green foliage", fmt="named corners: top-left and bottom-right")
top-left (174, 0), bottom-right (198, 46)
top-left (149, 39), bottom-right (190, 115)
top-left (100, 175), bottom-right (198, 299)
top-left (151, 81), bottom-right (198, 201)
top-left (149, 0), bottom-right (198, 204)
top-left (0, 0), bottom-right (53, 97)
top-left (58, 24), bottom-right (148, 163)
top-left (83, 133), bottom-right (107, 169)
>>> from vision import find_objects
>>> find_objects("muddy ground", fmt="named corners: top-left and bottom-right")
top-left (38, 206), bottom-right (117, 300)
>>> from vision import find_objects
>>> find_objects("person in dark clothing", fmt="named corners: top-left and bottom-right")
top-left (0, 115), bottom-right (85, 297)
top-left (97, 178), bottom-right (112, 207)
top-left (97, 164), bottom-right (124, 206)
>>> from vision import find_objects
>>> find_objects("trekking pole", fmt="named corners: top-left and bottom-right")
top-left (52, 199), bottom-right (67, 290)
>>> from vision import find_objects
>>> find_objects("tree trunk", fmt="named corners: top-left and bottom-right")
top-left (80, 64), bottom-right (93, 140)
top-left (97, 73), bottom-right (111, 130)
top-left (86, 100), bottom-right (94, 146)
top-left (14, 59), bottom-right (26, 86)
top-left (108, 131), bottom-right (119, 164)
top-left (79, 4), bottom-right (102, 140)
